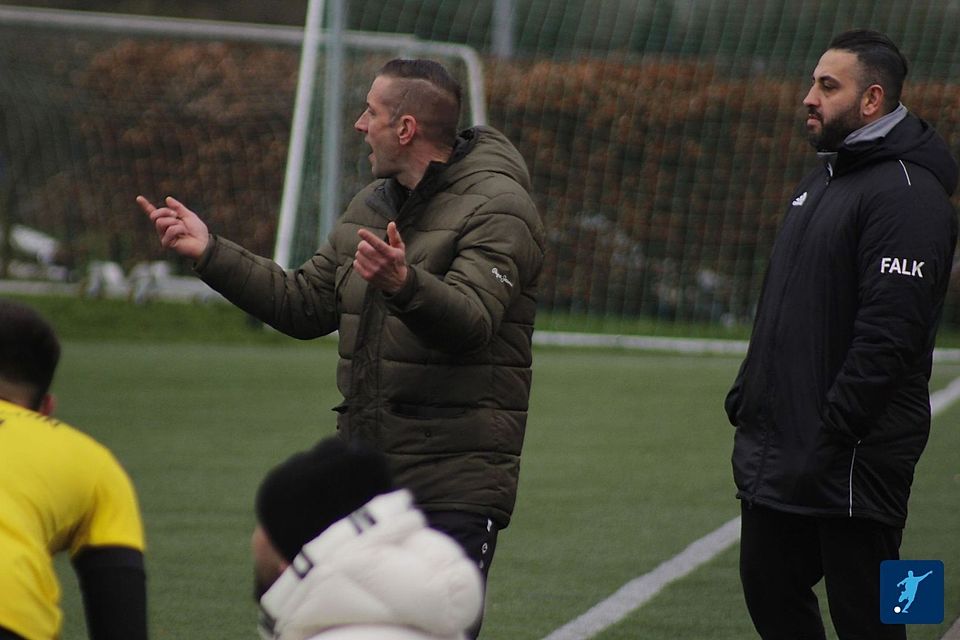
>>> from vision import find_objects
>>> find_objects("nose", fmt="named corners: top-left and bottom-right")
top-left (802, 85), bottom-right (818, 108)
top-left (354, 112), bottom-right (367, 133)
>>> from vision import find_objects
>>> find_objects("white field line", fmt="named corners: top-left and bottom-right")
top-left (931, 375), bottom-right (960, 416)
top-left (542, 377), bottom-right (960, 640)
top-left (540, 517), bottom-right (741, 640)
top-left (942, 615), bottom-right (960, 640)
top-left (532, 331), bottom-right (960, 362)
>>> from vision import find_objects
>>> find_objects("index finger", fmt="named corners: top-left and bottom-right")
top-left (136, 195), bottom-right (157, 215)
top-left (357, 228), bottom-right (389, 251)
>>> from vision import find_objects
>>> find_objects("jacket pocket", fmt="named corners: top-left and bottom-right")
top-left (793, 420), bottom-right (858, 508)
top-left (380, 404), bottom-right (497, 454)
top-left (819, 403), bottom-right (862, 445)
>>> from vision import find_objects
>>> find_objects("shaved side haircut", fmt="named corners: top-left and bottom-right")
top-left (376, 58), bottom-right (463, 148)
top-left (829, 29), bottom-right (909, 113)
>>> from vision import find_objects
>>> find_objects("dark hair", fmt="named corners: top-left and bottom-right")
top-left (828, 29), bottom-right (908, 112)
top-left (0, 299), bottom-right (61, 409)
top-left (376, 58), bottom-right (462, 147)
top-left (255, 437), bottom-right (394, 563)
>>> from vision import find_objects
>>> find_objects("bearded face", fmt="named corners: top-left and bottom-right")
top-left (806, 96), bottom-right (865, 151)
top-left (802, 49), bottom-right (869, 151)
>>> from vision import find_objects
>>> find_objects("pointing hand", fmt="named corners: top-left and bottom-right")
top-left (136, 195), bottom-right (210, 261)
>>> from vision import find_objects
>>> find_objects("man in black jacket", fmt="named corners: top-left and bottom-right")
top-left (725, 30), bottom-right (958, 640)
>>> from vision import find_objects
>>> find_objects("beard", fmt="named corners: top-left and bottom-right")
top-left (807, 101), bottom-right (864, 151)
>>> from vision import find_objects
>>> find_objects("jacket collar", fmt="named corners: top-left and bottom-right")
top-left (845, 102), bottom-right (908, 146)
top-left (817, 104), bottom-right (909, 178)
top-left (367, 129), bottom-right (479, 220)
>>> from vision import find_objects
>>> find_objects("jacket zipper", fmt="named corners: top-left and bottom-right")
top-left (751, 172), bottom-right (832, 500)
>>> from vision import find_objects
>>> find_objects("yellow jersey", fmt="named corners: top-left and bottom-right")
top-left (0, 399), bottom-right (145, 640)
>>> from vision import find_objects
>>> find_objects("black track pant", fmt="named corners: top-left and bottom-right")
top-left (426, 510), bottom-right (500, 640)
top-left (739, 503), bottom-right (905, 640)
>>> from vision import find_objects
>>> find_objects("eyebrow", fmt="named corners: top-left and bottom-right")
top-left (814, 73), bottom-right (840, 85)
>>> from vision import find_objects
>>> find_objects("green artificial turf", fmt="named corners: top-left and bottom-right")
top-left (16, 296), bottom-right (954, 639)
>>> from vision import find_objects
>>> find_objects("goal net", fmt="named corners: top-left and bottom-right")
top-left (1, 1), bottom-right (959, 337)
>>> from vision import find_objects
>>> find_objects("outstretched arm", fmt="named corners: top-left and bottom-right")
top-left (136, 195), bottom-right (210, 261)
top-left (138, 196), bottom-right (340, 338)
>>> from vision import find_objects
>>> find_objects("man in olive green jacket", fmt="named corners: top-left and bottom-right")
top-left (138, 59), bottom-right (544, 635)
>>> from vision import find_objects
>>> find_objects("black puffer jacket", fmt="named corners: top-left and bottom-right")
top-left (725, 113), bottom-right (958, 527)
top-left (197, 126), bottom-right (545, 527)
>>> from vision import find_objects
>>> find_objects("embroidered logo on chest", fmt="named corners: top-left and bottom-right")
top-left (492, 267), bottom-right (514, 287)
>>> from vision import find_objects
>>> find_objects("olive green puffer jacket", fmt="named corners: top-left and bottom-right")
top-left (196, 126), bottom-right (545, 527)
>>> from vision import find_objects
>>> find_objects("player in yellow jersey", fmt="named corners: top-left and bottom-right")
top-left (0, 299), bottom-right (147, 640)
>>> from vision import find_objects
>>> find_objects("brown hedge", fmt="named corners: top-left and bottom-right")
top-left (5, 41), bottom-right (960, 324)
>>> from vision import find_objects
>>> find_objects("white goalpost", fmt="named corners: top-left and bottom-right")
top-left (0, 3), bottom-right (487, 272)
top-left (272, 0), bottom-right (488, 268)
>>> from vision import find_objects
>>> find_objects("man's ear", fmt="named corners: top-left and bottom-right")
top-left (861, 84), bottom-right (885, 118)
top-left (38, 393), bottom-right (56, 416)
top-left (396, 114), bottom-right (418, 146)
